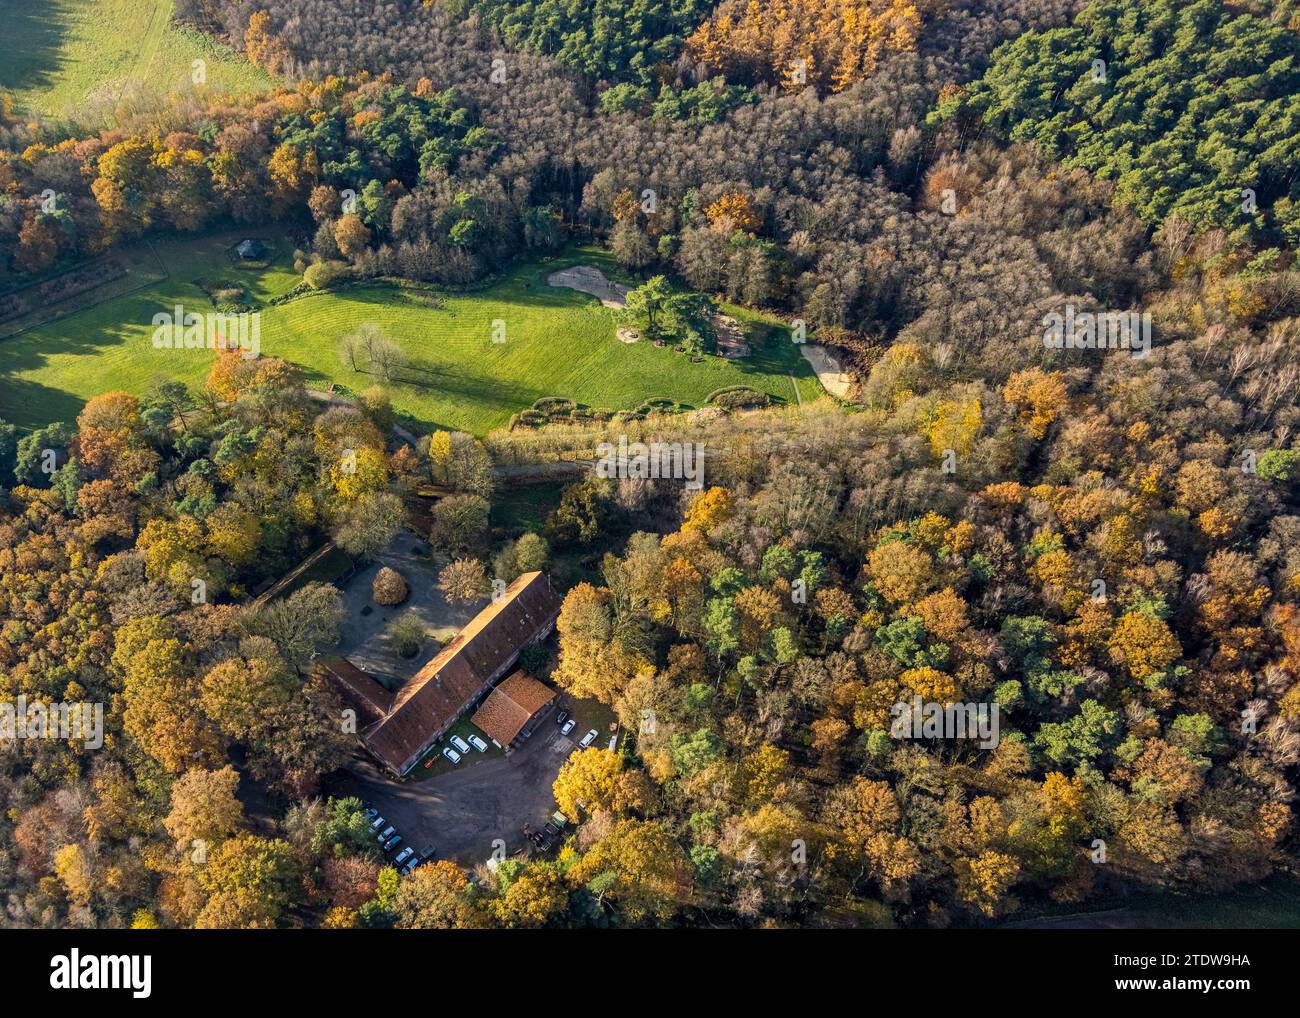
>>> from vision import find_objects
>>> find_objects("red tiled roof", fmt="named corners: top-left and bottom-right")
top-left (362, 572), bottom-right (561, 774)
top-left (315, 657), bottom-right (393, 725)
top-left (470, 671), bottom-right (556, 747)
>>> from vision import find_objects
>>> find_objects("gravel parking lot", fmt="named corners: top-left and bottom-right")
top-left (326, 711), bottom-right (578, 866)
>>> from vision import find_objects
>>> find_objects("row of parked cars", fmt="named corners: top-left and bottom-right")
top-left (362, 805), bottom-right (431, 876)
top-left (429, 732), bottom-right (490, 767)
top-left (554, 709), bottom-right (599, 749)
top-left (426, 708), bottom-right (598, 773)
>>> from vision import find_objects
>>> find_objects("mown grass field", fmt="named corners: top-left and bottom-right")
top-left (0, 231), bottom-right (823, 435)
top-left (1005, 876), bottom-right (1300, 930)
top-left (0, 0), bottom-right (274, 120)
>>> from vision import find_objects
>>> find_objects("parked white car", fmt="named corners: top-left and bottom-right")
top-left (578, 729), bottom-right (599, 748)
top-left (450, 735), bottom-right (471, 754)
top-left (560, 719), bottom-right (576, 737)
top-left (467, 734), bottom-right (489, 753)
top-left (394, 847), bottom-right (414, 865)
top-left (442, 747), bottom-right (462, 764)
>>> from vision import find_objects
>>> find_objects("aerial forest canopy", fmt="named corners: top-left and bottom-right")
top-left (940, 0), bottom-right (1300, 244)
top-left (0, 0), bottom-right (1297, 933)
top-left (453, 0), bottom-right (719, 80)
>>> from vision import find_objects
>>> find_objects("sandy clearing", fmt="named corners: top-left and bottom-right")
top-left (799, 343), bottom-right (852, 398)
top-left (547, 265), bottom-right (630, 308)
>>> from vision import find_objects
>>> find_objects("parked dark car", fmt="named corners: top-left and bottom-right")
top-left (555, 709), bottom-right (570, 727)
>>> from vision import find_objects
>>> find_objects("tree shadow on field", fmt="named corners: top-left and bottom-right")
top-left (390, 364), bottom-right (538, 409)
top-left (0, 374), bottom-right (89, 432)
top-left (2, 288), bottom-right (191, 365)
top-left (0, 0), bottom-right (76, 99)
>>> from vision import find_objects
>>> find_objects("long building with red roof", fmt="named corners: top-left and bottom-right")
top-left (319, 571), bottom-right (562, 776)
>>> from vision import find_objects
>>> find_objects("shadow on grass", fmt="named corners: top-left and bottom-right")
top-left (0, 373), bottom-right (90, 431)
top-left (0, 0), bottom-right (75, 99)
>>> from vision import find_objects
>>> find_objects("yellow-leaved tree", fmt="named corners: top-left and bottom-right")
top-left (687, 0), bottom-right (927, 93)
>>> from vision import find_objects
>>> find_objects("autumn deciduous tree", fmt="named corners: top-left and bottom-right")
top-left (557, 583), bottom-right (614, 643)
top-left (323, 856), bottom-right (381, 910)
top-left (867, 540), bottom-right (934, 605)
top-left (927, 395), bottom-right (982, 459)
top-left (555, 634), bottom-right (648, 704)
top-left (437, 557), bottom-right (490, 603)
top-left (163, 766), bottom-right (246, 853)
top-left (263, 143), bottom-right (314, 213)
top-left (92, 136), bottom-right (163, 238)
top-left (913, 588), bottom-right (969, 644)
top-left (200, 652), bottom-right (295, 742)
top-left (53, 844), bottom-right (95, 908)
top-left (205, 502), bottom-right (262, 566)
top-left (372, 566), bottom-right (409, 605)
top-left (334, 213), bottom-right (371, 259)
top-left (1003, 369), bottom-right (1068, 440)
top-left (956, 850), bottom-right (1021, 918)
top-left (195, 834), bottom-right (300, 928)
top-left (244, 10), bottom-right (290, 73)
top-left (333, 491), bottom-right (406, 558)
top-left (658, 556), bottom-right (705, 636)
top-left (15, 214), bottom-right (59, 274)
top-left (683, 486), bottom-right (733, 533)
top-left (687, 0), bottom-right (924, 93)
top-left (117, 627), bottom-right (222, 772)
top-left (75, 391), bottom-right (155, 486)
top-left (736, 744), bottom-right (791, 807)
top-left (392, 860), bottom-right (486, 929)
top-left (1108, 611), bottom-right (1181, 680)
top-left (824, 776), bottom-right (900, 851)
top-left (705, 191), bottom-right (760, 232)
top-left (553, 748), bottom-right (622, 820)
top-left (570, 819), bottom-right (686, 923)
top-left (554, 583), bottom-right (649, 702)
top-left (898, 664), bottom-right (959, 703)
top-left (328, 445), bottom-right (388, 504)
top-left (492, 866), bottom-right (567, 928)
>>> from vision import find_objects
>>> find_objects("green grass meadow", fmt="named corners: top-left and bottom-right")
top-left (0, 232), bottom-right (823, 434)
top-left (0, 3), bottom-right (820, 435)
top-left (0, 0), bottom-right (275, 121)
